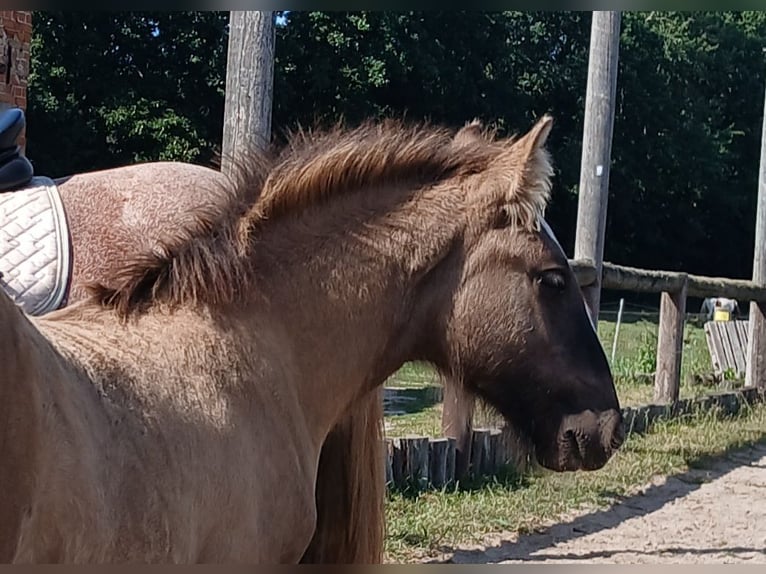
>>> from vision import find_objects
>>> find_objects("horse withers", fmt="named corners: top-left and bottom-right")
top-left (0, 115), bottom-right (622, 562)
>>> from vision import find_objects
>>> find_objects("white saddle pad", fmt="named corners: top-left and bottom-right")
top-left (0, 176), bottom-right (71, 315)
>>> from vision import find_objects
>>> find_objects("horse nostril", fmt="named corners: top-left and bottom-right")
top-left (557, 428), bottom-right (584, 470)
top-left (563, 428), bottom-right (583, 457)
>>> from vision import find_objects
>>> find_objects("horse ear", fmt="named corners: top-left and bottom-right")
top-left (513, 114), bottom-right (553, 159)
top-left (500, 114), bottom-right (554, 181)
top-left (452, 119), bottom-right (485, 147)
top-left (482, 115), bottom-right (554, 227)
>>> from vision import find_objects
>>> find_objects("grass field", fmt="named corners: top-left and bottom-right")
top-left (382, 313), bottom-right (766, 562)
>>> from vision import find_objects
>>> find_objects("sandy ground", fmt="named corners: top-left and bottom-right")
top-left (435, 443), bottom-right (766, 564)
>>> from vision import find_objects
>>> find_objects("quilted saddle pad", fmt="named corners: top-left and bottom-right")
top-left (0, 176), bottom-right (71, 315)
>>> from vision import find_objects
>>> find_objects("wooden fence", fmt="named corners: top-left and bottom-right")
top-left (571, 258), bottom-right (766, 404)
top-left (384, 428), bottom-right (514, 491)
top-left (385, 387), bottom-right (765, 491)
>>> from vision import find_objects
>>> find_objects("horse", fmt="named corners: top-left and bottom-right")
top-left (0, 115), bottom-right (624, 563)
top-left (0, 107), bottom-right (233, 312)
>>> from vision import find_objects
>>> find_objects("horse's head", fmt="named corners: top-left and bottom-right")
top-left (429, 116), bottom-right (623, 472)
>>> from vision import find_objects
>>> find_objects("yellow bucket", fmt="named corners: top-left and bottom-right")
top-left (713, 309), bottom-right (731, 322)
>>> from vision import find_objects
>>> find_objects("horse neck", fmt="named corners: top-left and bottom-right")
top-left (249, 184), bottom-right (463, 440)
top-left (0, 293), bottom-right (45, 558)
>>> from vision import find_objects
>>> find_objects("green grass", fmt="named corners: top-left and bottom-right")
top-left (602, 316), bottom-right (722, 405)
top-left (385, 404), bottom-right (444, 437)
top-left (384, 401), bottom-right (766, 562)
top-left (386, 361), bottom-right (440, 389)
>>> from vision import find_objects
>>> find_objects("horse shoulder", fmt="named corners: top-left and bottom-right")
top-left (28, 308), bottom-right (319, 562)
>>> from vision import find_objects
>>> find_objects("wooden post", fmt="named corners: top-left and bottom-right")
top-left (441, 384), bottom-right (473, 482)
top-left (403, 437), bottom-right (429, 490)
top-left (384, 438), bottom-right (394, 486)
top-left (574, 11), bottom-right (622, 322)
top-left (391, 439), bottom-right (405, 488)
top-left (221, 11), bottom-right (276, 176)
top-left (445, 437), bottom-right (456, 486)
top-left (488, 428), bottom-right (503, 473)
top-left (746, 76), bottom-right (766, 391)
top-left (429, 438), bottom-right (449, 489)
top-left (470, 429), bottom-right (491, 479)
top-left (654, 278), bottom-right (688, 403)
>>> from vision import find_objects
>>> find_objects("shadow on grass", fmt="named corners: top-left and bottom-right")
top-left (390, 463), bottom-right (532, 501)
top-left (383, 385), bottom-right (443, 416)
top-left (429, 434), bottom-right (766, 564)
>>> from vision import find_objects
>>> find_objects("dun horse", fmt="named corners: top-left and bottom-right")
top-left (0, 116), bottom-right (623, 562)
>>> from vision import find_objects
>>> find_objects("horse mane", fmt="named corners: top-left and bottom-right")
top-left (86, 150), bottom-right (271, 318)
top-left (89, 118), bottom-right (546, 318)
top-left (246, 119), bottom-right (496, 223)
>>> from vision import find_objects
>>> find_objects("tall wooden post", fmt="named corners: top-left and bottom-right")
top-left (654, 278), bottom-right (687, 403)
top-left (221, 11), bottom-right (276, 176)
top-left (574, 11), bottom-right (622, 323)
top-left (746, 77), bottom-right (766, 391)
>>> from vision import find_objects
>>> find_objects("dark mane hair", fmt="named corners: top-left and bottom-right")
top-left (88, 119), bottom-right (501, 318)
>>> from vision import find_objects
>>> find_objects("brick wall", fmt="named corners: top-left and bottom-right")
top-left (0, 11), bottom-right (31, 151)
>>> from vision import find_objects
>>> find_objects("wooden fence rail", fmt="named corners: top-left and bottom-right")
top-left (569, 259), bottom-right (766, 302)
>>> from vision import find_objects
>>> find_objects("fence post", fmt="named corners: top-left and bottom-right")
top-left (428, 438), bottom-right (450, 489)
top-left (654, 276), bottom-right (688, 403)
top-left (746, 75), bottom-right (766, 391)
top-left (470, 428), bottom-right (491, 479)
top-left (574, 11), bottom-right (622, 321)
top-left (221, 11), bottom-right (276, 176)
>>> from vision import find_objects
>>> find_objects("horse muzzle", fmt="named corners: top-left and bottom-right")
top-left (538, 408), bottom-right (625, 472)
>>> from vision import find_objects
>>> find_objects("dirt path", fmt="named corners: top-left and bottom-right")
top-left (440, 443), bottom-right (766, 564)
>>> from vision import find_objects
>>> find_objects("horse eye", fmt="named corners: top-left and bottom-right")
top-left (537, 270), bottom-right (566, 292)
top-left (492, 205), bottom-right (512, 229)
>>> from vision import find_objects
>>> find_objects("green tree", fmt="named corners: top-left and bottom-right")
top-left (27, 11), bottom-right (229, 177)
top-left (607, 12), bottom-right (766, 279)
top-left (272, 11), bottom-right (592, 251)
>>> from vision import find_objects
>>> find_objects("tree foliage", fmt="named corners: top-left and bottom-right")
top-left (28, 11), bottom-right (229, 175)
top-left (25, 11), bottom-right (766, 281)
